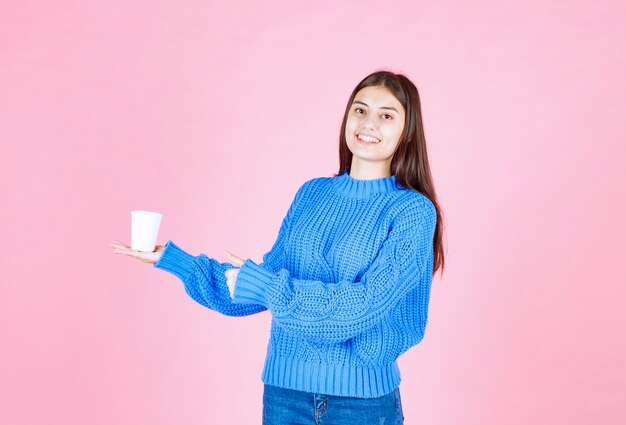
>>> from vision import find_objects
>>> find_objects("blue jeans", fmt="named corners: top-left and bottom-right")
top-left (262, 384), bottom-right (404, 425)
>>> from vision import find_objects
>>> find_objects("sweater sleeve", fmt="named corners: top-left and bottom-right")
top-left (232, 197), bottom-right (437, 344)
top-left (152, 182), bottom-right (306, 316)
top-left (153, 240), bottom-right (266, 316)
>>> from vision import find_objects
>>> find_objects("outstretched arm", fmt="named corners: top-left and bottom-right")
top-left (233, 197), bottom-right (437, 343)
top-left (153, 182), bottom-right (307, 316)
top-left (154, 241), bottom-right (266, 316)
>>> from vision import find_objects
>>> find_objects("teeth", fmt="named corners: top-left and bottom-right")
top-left (358, 134), bottom-right (380, 143)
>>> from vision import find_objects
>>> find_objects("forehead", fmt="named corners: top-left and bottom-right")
top-left (353, 86), bottom-right (404, 112)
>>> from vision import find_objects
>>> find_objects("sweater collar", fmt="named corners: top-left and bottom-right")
top-left (331, 171), bottom-right (401, 198)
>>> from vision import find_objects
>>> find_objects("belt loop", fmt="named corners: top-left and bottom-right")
top-left (314, 393), bottom-right (328, 418)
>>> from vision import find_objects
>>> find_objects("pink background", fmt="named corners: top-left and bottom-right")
top-left (1, 1), bottom-right (625, 424)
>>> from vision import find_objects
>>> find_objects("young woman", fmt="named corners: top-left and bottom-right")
top-left (111, 70), bottom-right (445, 424)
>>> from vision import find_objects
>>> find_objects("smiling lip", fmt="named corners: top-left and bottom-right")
top-left (357, 133), bottom-right (381, 144)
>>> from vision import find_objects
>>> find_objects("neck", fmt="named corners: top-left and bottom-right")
top-left (349, 157), bottom-right (392, 180)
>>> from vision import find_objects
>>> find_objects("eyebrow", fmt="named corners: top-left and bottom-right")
top-left (352, 100), bottom-right (399, 113)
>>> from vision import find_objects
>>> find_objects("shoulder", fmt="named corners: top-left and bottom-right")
top-left (284, 176), bottom-right (328, 213)
top-left (303, 175), bottom-right (334, 188)
top-left (300, 176), bottom-right (327, 190)
top-left (390, 190), bottom-right (437, 230)
top-left (396, 189), bottom-right (435, 212)
top-left (292, 175), bottom-right (335, 200)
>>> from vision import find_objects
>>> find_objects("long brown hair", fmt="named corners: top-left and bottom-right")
top-left (337, 70), bottom-right (446, 277)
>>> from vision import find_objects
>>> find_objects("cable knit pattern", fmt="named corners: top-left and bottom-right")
top-left (154, 171), bottom-right (437, 398)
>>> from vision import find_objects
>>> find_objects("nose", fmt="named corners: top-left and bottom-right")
top-left (362, 117), bottom-right (377, 131)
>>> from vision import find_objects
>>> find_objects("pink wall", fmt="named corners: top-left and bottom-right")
top-left (1, 1), bottom-right (625, 423)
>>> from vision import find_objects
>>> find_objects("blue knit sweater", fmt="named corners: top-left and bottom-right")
top-left (153, 171), bottom-right (437, 398)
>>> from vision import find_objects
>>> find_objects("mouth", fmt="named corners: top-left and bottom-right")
top-left (356, 133), bottom-right (381, 144)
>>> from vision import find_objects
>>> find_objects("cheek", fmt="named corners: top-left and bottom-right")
top-left (345, 118), bottom-right (358, 137)
top-left (382, 125), bottom-right (401, 142)
top-left (390, 123), bottom-right (404, 142)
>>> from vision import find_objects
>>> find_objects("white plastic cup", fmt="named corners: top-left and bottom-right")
top-left (131, 210), bottom-right (163, 252)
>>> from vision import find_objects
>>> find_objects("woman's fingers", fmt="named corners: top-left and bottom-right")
top-left (110, 240), bottom-right (130, 250)
top-left (110, 241), bottom-right (131, 254)
top-left (225, 250), bottom-right (245, 266)
top-left (110, 240), bottom-right (159, 263)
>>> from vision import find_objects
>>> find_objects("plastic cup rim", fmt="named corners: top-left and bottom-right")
top-left (131, 210), bottom-right (163, 218)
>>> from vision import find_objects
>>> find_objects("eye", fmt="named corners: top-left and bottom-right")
top-left (354, 107), bottom-right (366, 114)
top-left (382, 114), bottom-right (393, 120)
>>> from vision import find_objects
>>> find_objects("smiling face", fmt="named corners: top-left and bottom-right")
top-left (344, 85), bottom-right (406, 177)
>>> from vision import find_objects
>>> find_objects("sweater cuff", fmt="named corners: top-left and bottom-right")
top-left (233, 259), bottom-right (276, 306)
top-left (153, 240), bottom-right (196, 282)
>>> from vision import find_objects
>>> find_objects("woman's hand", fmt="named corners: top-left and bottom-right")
top-left (225, 250), bottom-right (245, 299)
top-left (111, 240), bottom-right (245, 299)
top-left (110, 240), bottom-right (165, 264)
